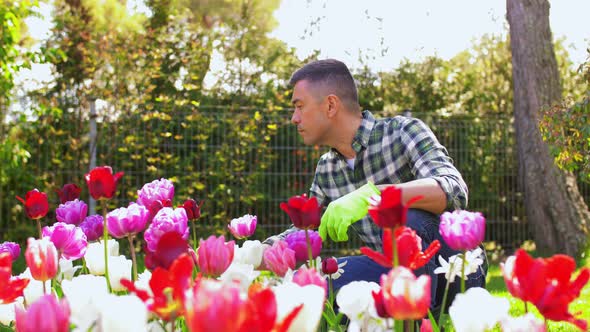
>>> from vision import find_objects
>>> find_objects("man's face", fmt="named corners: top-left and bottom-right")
top-left (290, 80), bottom-right (330, 146)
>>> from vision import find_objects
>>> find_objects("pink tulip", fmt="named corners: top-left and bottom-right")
top-left (107, 203), bottom-right (150, 238)
top-left (55, 199), bottom-right (88, 225)
top-left (42, 222), bottom-right (88, 260)
top-left (15, 294), bottom-right (70, 332)
top-left (293, 265), bottom-right (327, 296)
top-left (263, 240), bottom-right (296, 277)
top-left (380, 266), bottom-right (431, 320)
top-left (228, 214), bottom-right (257, 239)
top-left (197, 235), bottom-right (234, 277)
top-left (184, 279), bottom-right (246, 332)
top-left (25, 237), bottom-right (59, 282)
top-left (144, 207), bottom-right (189, 252)
top-left (439, 210), bottom-right (486, 251)
top-left (285, 230), bottom-right (322, 263)
top-left (137, 178), bottom-right (175, 209)
top-left (79, 215), bottom-right (104, 242)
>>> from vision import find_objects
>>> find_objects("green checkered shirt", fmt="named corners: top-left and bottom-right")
top-left (267, 110), bottom-right (468, 251)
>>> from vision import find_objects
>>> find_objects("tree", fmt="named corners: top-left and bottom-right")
top-left (507, 0), bottom-right (589, 257)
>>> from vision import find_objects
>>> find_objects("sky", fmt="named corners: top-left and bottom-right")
top-left (20, 0), bottom-right (590, 89)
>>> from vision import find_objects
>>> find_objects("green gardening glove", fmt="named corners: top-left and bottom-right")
top-left (318, 182), bottom-right (380, 242)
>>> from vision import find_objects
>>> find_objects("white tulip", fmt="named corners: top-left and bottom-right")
top-left (219, 262), bottom-right (260, 293)
top-left (449, 287), bottom-right (510, 332)
top-left (273, 282), bottom-right (325, 332)
top-left (107, 255), bottom-right (132, 292)
top-left (0, 300), bottom-right (20, 325)
top-left (95, 294), bottom-right (147, 332)
top-left (62, 274), bottom-right (109, 331)
top-left (500, 313), bottom-right (547, 332)
top-left (336, 280), bottom-right (381, 322)
top-left (233, 240), bottom-right (264, 268)
top-left (19, 268), bottom-right (51, 304)
top-left (58, 258), bottom-right (82, 281)
top-left (84, 240), bottom-right (120, 276)
top-left (135, 269), bottom-right (153, 296)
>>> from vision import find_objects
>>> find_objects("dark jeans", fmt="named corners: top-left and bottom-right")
top-left (332, 209), bottom-right (488, 316)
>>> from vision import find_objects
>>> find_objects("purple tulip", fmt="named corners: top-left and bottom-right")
top-left (137, 178), bottom-right (175, 208)
top-left (42, 222), bottom-right (88, 260)
top-left (197, 235), bottom-right (234, 277)
top-left (0, 241), bottom-right (21, 261)
top-left (144, 207), bottom-right (189, 252)
top-left (55, 199), bottom-right (88, 226)
top-left (106, 203), bottom-right (150, 238)
top-left (227, 214), bottom-right (257, 239)
top-left (285, 230), bottom-right (322, 263)
top-left (439, 210), bottom-right (486, 251)
top-left (79, 215), bottom-right (104, 242)
top-left (262, 240), bottom-right (296, 277)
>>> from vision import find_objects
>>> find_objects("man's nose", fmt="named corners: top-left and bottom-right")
top-left (291, 109), bottom-right (300, 124)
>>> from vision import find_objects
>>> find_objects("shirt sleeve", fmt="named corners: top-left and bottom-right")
top-left (399, 117), bottom-right (469, 211)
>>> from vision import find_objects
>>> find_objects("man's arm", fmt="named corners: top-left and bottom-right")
top-left (376, 178), bottom-right (446, 215)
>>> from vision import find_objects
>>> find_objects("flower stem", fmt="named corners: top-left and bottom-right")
top-left (102, 200), bottom-right (112, 293)
top-left (128, 235), bottom-right (138, 281)
top-left (190, 219), bottom-right (198, 251)
top-left (461, 250), bottom-right (466, 293)
top-left (305, 229), bottom-right (314, 269)
top-left (438, 259), bottom-right (455, 325)
top-left (36, 218), bottom-right (42, 239)
top-left (392, 227), bottom-right (399, 267)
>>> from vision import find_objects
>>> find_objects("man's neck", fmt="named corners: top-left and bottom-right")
top-left (330, 112), bottom-right (363, 159)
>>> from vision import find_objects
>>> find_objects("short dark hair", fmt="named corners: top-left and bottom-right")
top-left (289, 59), bottom-right (359, 110)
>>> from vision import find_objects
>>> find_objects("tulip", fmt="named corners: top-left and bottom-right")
top-left (182, 198), bottom-right (203, 220)
top-left (449, 287), bottom-right (510, 332)
top-left (273, 282), bottom-right (325, 332)
top-left (361, 226), bottom-right (440, 270)
top-left (15, 294), bottom-right (70, 332)
top-left (0, 253), bottom-right (29, 304)
top-left (55, 199), bottom-right (88, 225)
top-left (84, 166), bottom-right (124, 200)
top-left (144, 231), bottom-right (189, 270)
top-left (228, 214), bottom-right (257, 239)
top-left (285, 230), bottom-right (322, 263)
top-left (293, 266), bottom-right (327, 296)
top-left (56, 183), bottom-right (82, 204)
top-left (84, 240), bottom-right (119, 275)
top-left (57, 258), bottom-right (80, 281)
top-left (95, 294), bottom-right (148, 332)
top-left (321, 257), bottom-right (339, 275)
top-left (42, 222), bottom-right (88, 260)
top-left (262, 240), bottom-right (296, 277)
top-left (16, 189), bottom-right (49, 220)
top-left (500, 313), bottom-right (547, 332)
top-left (368, 186), bottom-right (422, 229)
top-left (0, 301), bottom-right (17, 326)
top-left (107, 255), bottom-right (132, 292)
top-left (197, 235), bottom-right (234, 277)
top-left (184, 279), bottom-right (246, 332)
top-left (233, 240), bottom-right (264, 268)
top-left (144, 207), bottom-right (189, 252)
top-left (107, 203), bottom-right (150, 238)
top-left (25, 237), bottom-right (58, 282)
top-left (79, 214), bottom-right (104, 241)
top-left (280, 194), bottom-right (321, 229)
top-left (371, 289), bottom-right (390, 318)
top-left (220, 262), bottom-right (261, 293)
top-left (335, 281), bottom-right (381, 322)
top-left (61, 274), bottom-right (109, 330)
top-left (380, 266), bottom-right (431, 320)
top-left (0, 242), bottom-right (20, 262)
top-left (18, 268), bottom-right (51, 304)
top-left (439, 210), bottom-right (485, 251)
top-left (136, 178), bottom-right (175, 209)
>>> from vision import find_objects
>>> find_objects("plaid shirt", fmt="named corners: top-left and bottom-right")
top-left (266, 110), bottom-right (468, 251)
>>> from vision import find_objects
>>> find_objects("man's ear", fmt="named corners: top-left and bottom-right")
top-left (326, 94), bottom-right (339, 118)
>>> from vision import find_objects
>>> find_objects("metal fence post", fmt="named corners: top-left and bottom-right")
top-left (89, 97), bottom-right (97, 215)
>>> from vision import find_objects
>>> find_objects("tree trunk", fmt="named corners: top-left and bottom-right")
top-left (507, 0), bottom-right (589, 257)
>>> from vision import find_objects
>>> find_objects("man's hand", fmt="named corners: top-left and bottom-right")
top-left (318, 182), bottom-right (380, 242)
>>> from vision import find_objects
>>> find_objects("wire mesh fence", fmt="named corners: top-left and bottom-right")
top-left (1, 106), bottom-right (589, 255)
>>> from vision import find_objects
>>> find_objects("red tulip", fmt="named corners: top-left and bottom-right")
top-left (360, 226), bottom-right (440, 270)
top-left (0, 252), bottom-right (30, 304)
top-left (371, 289), bottom-right (390, 318)
top-left (56, 183), bottom-right (81, 204)
top-left (280, 194), bottom-right (321, 230)
top-left (182, 198), bottom-right (204, 220)
top-left (380, 266), bottom-right (431, 320)
top-left (84, 166), bottom-right (124, 200)
top-left (25, 237), bottom-right (59, 282)
top-left (321, 257), bottom-right (339, 275)
top-left (368, 186), bottom-right (422, 229)
top-left (144, 231), bottom-right (190, 270)
top-left (16, 189), bottom-right (49, 220)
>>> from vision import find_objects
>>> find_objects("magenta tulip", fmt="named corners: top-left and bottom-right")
top-left (106, 203), bottom-right (150, 238)
top-left (42, 222), bottom-right (88, 260)
top-left (79, 214), bottom-right (104, 241)
top-left (285, 230), bottom-right (322, 263)
top-left (55, 199), bottom-right (88, 225)
top-left (137, 178), bottom-right (175, 208)
top-left (439, 210), bottom-right (486, 251)
top-left (15, 294), bottom-right (70, 332)
top-left (144, 207), bottom-right (189, 252)
top-left (197, 235), bottom-right (234, 277)
top-left (228, 214), bottom-right (257, 239)
top-left (0, 241), bottom-right (20, 261)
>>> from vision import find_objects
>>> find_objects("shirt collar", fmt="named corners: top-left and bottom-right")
top-left (330, 110), bottom-right (376, 156)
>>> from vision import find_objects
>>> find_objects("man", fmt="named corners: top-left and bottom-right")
top-left (263, 59), bottom-right (486, 314)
